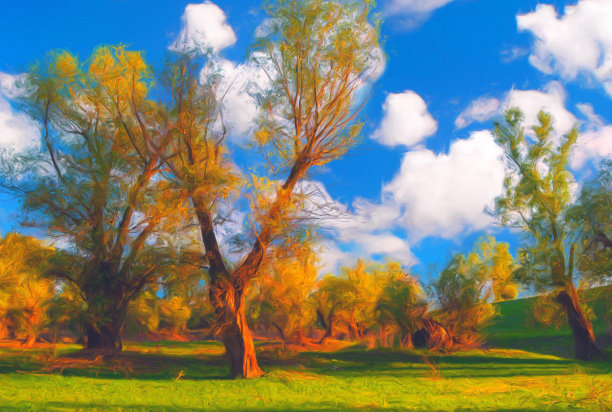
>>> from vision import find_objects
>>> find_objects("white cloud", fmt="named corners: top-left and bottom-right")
top-left (0, 72), bottom-right (40, 154)
top-left (295, 180), bottom-right (415, 273)
top-left (572, 103), bottom-right (612, 169)
top-left (386, 0), bottom-right (454, 15)
top-left (372, 91), bottom-right (437, 147)
top-left (200, 56), bottom-right (270, 138)
top-left (455, 82), bottom-right (576, 136)
top-left (383, 131), bottom-right (506, 239)
top-left (517, 0), bottom-right (612, 97)
top-left (170, 2), bottom-right (237, 55)
top-left (456, 97), bottom-right (500, 129)
top-left (506, 81), bottom-right (576, 136)
top-left (310, 132), bottom-right (506, 271)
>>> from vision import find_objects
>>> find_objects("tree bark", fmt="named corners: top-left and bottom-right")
top-left (401, 331), bottom-right (413, 349)
top-left (85, 316), bottom-right (124, 357)
top-left (219, 293), bottom-right (262, 378)
top-left (556, 286), bottom-right (601, 361)
top-left (318, 312), bottom-right (334, 344)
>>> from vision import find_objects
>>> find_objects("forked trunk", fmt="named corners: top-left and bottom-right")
top-left (556, 286), bottom-right (601, 361)
top-left (220, 296), bottom-right (262, 378)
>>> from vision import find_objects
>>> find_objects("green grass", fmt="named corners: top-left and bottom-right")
top-left (485, 286), bottom-right (612, 358)
top-left (0, 289), bottom-right (610, 411)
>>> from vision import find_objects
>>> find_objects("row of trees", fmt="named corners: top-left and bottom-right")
top-left (0, 0), bottom-right (609, 379)
top-left (0, 231), bottom-right (517, 351)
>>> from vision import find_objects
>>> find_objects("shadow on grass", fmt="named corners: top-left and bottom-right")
top-left (0, 339), bottom-right (610, 382)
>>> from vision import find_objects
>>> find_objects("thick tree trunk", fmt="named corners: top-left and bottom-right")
top-left (220, 296), bottom-right (262, 379)
top-left (556, 286), bottom-right (601, 361)
top-left (85, 316), bottom-right (124, 356)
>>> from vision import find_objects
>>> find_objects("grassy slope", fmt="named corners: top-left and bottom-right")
top-left (0, 289), bottom-right (609, 411)
top-left (485, 286), bottom-right (611, 358)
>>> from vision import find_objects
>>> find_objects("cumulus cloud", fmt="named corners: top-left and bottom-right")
top-left (0, 72), bottom-right (40, 154)
top-left (456, 82), bottom-right (576, 136)
top-left (311, 130), bottom-right (507, 272)
top-left (455, 97), bottom-right (500, 129)
top-left (383, 131), bottom-right (506, 239)
top-left (517, 0), bottom-right (612, 97)
top-left (170, 1), bottom-right (237, 55)
top-left (295, 180), bottom-right (415, 273)
top-left (506, 81), bottom-right (576, 136)
top-left (372, 91), bottom-right (437, 147)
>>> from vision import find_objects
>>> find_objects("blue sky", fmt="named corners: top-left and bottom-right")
top-left (1, 0), bottom-right (611, 280)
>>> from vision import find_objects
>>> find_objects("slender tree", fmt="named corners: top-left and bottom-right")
top-left (162, 0), bottom-right (382, 377)
top-left (493, 109), bottom-right (603, 360)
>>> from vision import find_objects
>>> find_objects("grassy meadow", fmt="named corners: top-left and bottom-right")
top-left (0, 291), bottom-right (610, 411)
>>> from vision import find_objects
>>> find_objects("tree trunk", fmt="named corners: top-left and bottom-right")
top-left (348, 319), bottom-right (360, 341)
top-left (401, 331), bottom-right (413, 349)
top-left (23, 335), bottom-right (36, 348)
top-left (220, 295), bottom-right (262, 379)
top-left (85, 318), bottom-right (124, 356)
top-left (271, 322), bottom-right (288, 354)
top-left (318, 314), bottom-right (334, 344)
top-left (556, 286), bottom-right (601, 361)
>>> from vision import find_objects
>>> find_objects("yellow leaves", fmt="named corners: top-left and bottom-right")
top-left (254, 128), bottom-right (272, 146)
top-left (87, 46), bottom-right (151, 102)
top-left (52, 52), bottom-right (80, 81)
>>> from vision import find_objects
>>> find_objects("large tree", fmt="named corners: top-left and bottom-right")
top-left (1, 47), bottom-right (176, 355)
top-left (492, 109), bottom-right (605, 360)
top-left (162, 0), bottom-right (382, 377)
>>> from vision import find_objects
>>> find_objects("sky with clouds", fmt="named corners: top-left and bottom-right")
top-left (1, 0), bottom-right (611, 280)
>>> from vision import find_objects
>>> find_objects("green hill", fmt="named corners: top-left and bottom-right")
top-left (485, 285), bottom-right (611, 358)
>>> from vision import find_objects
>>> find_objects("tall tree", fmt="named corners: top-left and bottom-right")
top-left (163, 0), bottom-right (382, 377)
top-left (493, 109), bottom-right (603, 360)
top-left (1, 47), bottom-right (175, 355)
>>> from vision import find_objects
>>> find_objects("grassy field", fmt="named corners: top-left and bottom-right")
top-left (0, 292), bottom-right (610, 411)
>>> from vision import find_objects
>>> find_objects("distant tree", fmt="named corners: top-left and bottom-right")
top-left (1, 47), bottom-right (177, 355)
top-left (0, 233), bottom-right (56, 346)
top-left (126, 290), bottom-right (160, 338)
top-left (251, 242), bottom-right (318, 351)
top-left (376, 272), bottom-right (428, 348)
top-left (312, 273), bottom-right (356, 344)
top-left (478, 237), bottom-right (520, 301)
top-left (492, 109), bottom-right (604, 360)
top-left (161, 0), bottom-right (382, 377)
top-left (430, 250), bottom-right (496, 347)
top-left (312, 260), bottom-right (400, 343)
